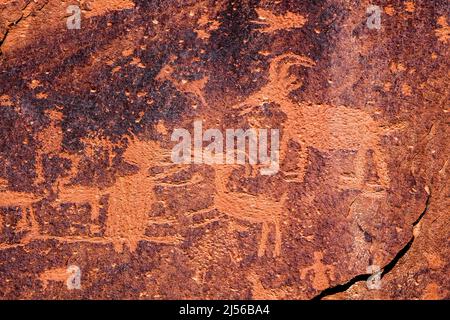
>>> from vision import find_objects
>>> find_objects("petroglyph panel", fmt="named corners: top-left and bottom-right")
top-left (0, 0), bottom-right (448, 299)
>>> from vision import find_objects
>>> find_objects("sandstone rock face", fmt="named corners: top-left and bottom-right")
top-left (0, 0), bottom-right (448, 299)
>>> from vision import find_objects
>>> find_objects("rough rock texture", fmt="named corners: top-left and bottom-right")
top-left (0, 0), bottom-right (448, 299)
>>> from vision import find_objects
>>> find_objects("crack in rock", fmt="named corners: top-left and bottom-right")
top-left (0, 0), bottom-right (49, 56)
top-left (312, 193), bottom-right (432, 300)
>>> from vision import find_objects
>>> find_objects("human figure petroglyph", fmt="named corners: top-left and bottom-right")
top-left (4, 134), bottom-right (192, 251)
top-left (36, 109), bottom-right (79, 185)
top-left (235, 53), bottom-right (405, 189)
top-left (103, 134), bottom-right (186, 252)
top-left (36, 110), bottom-right (112, 225)
top-left (102, 133), bottom-right (226, 253)
top-left (35, 110), bottom-right (176, 249)
top-left (47, 133), bottom-right (189, 252)
top-left (300, 252), bottom-right (336, 291)
top-left (11, 108), bottom-right (189, 251)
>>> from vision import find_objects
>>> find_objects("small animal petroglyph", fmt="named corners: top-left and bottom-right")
top-left (156, 56), bottom-right (208, 107)
top-left (251, 8), bottom-right (307, 33)
top-left (202, 165), bottom-right (287, 258)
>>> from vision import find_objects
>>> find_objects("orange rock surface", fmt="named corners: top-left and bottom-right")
top-left (0, 0), bottom-right (448, 299)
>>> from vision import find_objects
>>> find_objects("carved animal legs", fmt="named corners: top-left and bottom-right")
top-left (257, 220), bottom-right (282, 258)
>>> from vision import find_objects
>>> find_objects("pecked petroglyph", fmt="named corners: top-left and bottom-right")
top-left (0, 0), bottom-right (447, 300)
top-left (52, 134), bottom-right (191, 253)
top-left (103, 134), bottom-right (184, 253)
top-left (198, 164), bottom-right (287, 258)
top-left (54, 133), bottom-right (121, 227)
top-left (36, 110), bottom-right (106, 225)
top-left (156, 57), bottom-right (288, 257)
top-left (0, 178), bottom-right (40, 239)
top-left (158, 57), bottom-right (289, 258)
top-left (300, 251), bottom-right (336, 291)
top-left (0, 52), bottom-right (404, 259)
top-left (1, 109), bottom-right (188, 251)
top-left (34, 108), bottom-right (187, 251)
top-left (1, 114), bottom-right (213, 253)
top-left (252, 8), bottom-right (307, 33)
top-left (236, 53), bottom-right (405, 190)
top-left (156, 56), bottom-right (208, 108)
top-left (195, 13), bottom-right (221, 40)
top-left (39, 267), bottom-right (69, 290)
top-left (247, 271), bottom-right (286, 299)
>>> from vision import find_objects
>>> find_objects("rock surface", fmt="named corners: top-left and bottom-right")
top-left (0, 0), bottom-right (448, 299)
